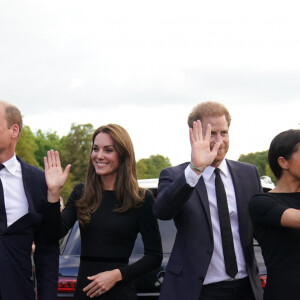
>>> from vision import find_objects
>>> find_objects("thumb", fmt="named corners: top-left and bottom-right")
top-left (63, 164), bottom-right (72, 177)
top-left (212, 141), bottom-right (221, 153)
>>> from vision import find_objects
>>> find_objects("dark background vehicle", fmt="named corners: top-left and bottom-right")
top-left (57, 178), bottom-right (269, 299)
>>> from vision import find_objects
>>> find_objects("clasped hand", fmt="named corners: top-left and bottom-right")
top-left (83, 269), bottom-right (122, 298)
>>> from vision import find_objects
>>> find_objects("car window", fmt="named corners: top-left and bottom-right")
top-left (132, 220), bottom-right (176, 254)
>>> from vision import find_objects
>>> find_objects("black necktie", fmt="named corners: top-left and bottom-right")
top-left (0, 164), bottom-right (7, 232)
top-left (214, 168), bottom-right (238, 278)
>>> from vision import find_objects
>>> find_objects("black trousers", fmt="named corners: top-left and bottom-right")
top-left (199, 277), bottom-right (255, 300)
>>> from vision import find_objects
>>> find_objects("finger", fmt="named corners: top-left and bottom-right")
top-left (204, 123), bottom-right (211, 141)
top-left (63, 164), bottom-right (72, 178)
top-left (91, 290), bottom-right (104, 298)
top-left (211, 141), bottom-right (221, 153)
top-left (192, 121), bottom-right (198, 140)
top-left (83, 277), bottom-right (97, 292)
top-left (43, 156), bottom-right (49, 170)
top-left (50, 149), bottom-right (57, 167)
top-left (197, 120), bottom-right (203, 140)
top-left (47, 150), bottom-right (54, 167)
top-left (54, 151), bottom-right (61, 168)
top-left (86, 284), bottom-right (101, 297)
top-left (189, 127), bottom-right (195, 145)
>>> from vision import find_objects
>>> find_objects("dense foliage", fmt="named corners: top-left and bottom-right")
top-left (238, 150), bottom-right (277, 184)
top-left (137, 154), bottom-right (171, 179)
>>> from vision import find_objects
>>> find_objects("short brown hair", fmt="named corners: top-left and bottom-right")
top-left (187, 101), bottom-right (231, 128)
top-left (0, 100), bottom-right (23, 135)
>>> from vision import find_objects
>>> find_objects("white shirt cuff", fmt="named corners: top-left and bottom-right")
top-left (185, 164), bottom-right (201, 187)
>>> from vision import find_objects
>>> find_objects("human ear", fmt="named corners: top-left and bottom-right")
top-left (278, 156), bottom-right (288, 170)
top-left (10, 124), bottom-right (20, 139)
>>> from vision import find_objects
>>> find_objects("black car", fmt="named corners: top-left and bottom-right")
top-left (57, 178), bottom-right (268, 299)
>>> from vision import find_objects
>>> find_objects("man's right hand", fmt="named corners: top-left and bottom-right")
top-left (189, 120), bottom-right (221, 172)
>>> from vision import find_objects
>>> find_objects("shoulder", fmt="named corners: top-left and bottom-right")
top-left (249, 193), bottom-right (279, 216)
top-left (226, 159), bottom-right (257, 172)
top-left (136, 189), bottom-right (155, 211)
top-left (17, 156), bottom-right (44, 175)
top-left (160, 162), bottom-right (189, 177)
top-left (142, 189), bottom-right (155, 205)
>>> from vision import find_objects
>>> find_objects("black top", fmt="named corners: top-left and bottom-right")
top-left (46, 183), bottom-right (162, 281)
top-left (249, 192), bottom-right (300, 299)
top-left (249, 192), bottom-right (300, 275)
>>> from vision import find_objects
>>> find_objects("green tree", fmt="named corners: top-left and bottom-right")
top-left (238, 150), bottom-right (268, 176)
top-left (16, 126), bottom-right (40, 167)
top-left (34, 130), bottom-right (63, 167)
top-left (137, 155), bottom-right (171, 179)
top-left (61, 123), bottom-right (94, 184)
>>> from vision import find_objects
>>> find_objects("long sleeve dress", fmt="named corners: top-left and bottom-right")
top-left (46, 183), bottom-right (163, 299)
top-left (249, 192), bottom-right (300, 300)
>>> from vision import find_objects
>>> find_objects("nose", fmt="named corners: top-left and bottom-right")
top-left (212, 133), bottom-right (223, 144)
top-left (97, 150), bottom-right (105, 159)
top-left (216, 133), bottom-right (223, 142)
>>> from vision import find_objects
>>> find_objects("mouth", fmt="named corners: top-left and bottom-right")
top-left (96, 162), bottom-right (107, 167)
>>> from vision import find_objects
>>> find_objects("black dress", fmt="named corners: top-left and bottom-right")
top-left (249, 192), bottom-right (300, 300)
top-left (47, 184), bottom-right (162, 299)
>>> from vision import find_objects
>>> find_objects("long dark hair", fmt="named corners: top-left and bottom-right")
top-left (76, 124), bottom-right (145, 226)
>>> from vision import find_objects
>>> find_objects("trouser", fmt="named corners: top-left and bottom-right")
top-left (200, 277), bottom-right (255, 300)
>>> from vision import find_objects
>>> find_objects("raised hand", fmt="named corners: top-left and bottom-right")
top-left (189, 120), bottom-right (221, 172)
top-left (44, 149), bottom-right (71, 203)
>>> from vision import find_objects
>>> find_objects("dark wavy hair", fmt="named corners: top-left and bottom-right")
top-left (268, 129), bottom-right (300, 179)
top-left (76, 124), bottom-right (145, 226)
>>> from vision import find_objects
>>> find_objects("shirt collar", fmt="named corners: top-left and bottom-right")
top-left (1, 155), bottom-right (20, 175)
top-left (202, 159), bottom-right (229, 181)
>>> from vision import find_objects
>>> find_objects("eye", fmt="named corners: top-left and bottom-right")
top-left (92, 146), bottom-right (99, 152)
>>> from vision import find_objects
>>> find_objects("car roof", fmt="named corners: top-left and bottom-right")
top-left (138, 178), bottom-right (159, 189)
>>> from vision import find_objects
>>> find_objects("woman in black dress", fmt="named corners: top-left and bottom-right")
top-left (44, 124), bottom-right (163, 299)
top-left (249, 129), bottom-right (300, 300)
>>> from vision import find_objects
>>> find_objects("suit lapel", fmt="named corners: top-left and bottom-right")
top-left (195, 177), bottom-right (213, 238)
top-left (17, 157), bottom-right (36, 214)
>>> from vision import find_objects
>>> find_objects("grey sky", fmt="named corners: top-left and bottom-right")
top-left (1, 0), bottom-right (299, 166)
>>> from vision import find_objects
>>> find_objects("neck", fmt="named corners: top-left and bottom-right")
top-left (101, 175), bottom-right (116, 191)
top-left (271, 176), bottom-right (300, 193)
top-left (0, 151), bottom-right (15, 164)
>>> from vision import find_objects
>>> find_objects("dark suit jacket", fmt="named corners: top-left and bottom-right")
top-left (0, 156), bottom-right (59, 300)
top-left (153, 160), bottom-right (263, 300)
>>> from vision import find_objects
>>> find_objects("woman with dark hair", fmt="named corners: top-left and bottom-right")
top-left (249, 129), bottom-right (300, 300)
top-left (44, 124), bottom-right (162, 299)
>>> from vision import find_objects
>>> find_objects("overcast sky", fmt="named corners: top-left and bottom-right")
top-left (1, 0), bottom-right (299, 166)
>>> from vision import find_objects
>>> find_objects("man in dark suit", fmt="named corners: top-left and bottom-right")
top-left (154, 102), bottom-right (263, 300)
top-left (0, 101), bottom-right (59, 300)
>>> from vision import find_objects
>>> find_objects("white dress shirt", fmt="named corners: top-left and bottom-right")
top-left (0, 155), bottom-right (28, 227)
top-left (185, 160), bottom-right (248, 284)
